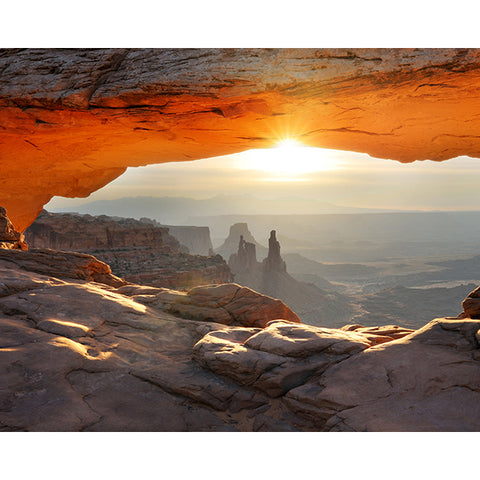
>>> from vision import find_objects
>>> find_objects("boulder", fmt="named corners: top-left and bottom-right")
top-left (461, 286), bottom-right (480, 318)
top-left (284, 318), bottom-right (480, 431)
top-left (139, 283), bottom-right (302, 327)
top-left (193, 320), bottom-right (372, 397)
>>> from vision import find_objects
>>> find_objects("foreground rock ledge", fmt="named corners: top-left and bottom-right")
top-left (2, 48), bottom-right (480, 230)
top-left (0, 247), bottom-right (479, 431)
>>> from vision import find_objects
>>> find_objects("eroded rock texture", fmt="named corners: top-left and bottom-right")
top-left (129, 283), bottom-right (301, 328)
top-left (0, 207), bottom-right (27, 250)
top-left (0, 249), bottom-right (301, 431)
top-left (1, 244), bottom-right (478, 431)
top-left (25, 210), bottom-right (232, 289)
top-left (2, 48), bottom-right (480, 230)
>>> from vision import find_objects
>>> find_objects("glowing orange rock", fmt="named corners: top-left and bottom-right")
top-left (2, 48), bottom-right (480, 231)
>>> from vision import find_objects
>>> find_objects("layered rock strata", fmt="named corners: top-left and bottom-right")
top-left (26, 210), bottom-right (183, 252)
top-left (4, 49), bottom-right (480, 231)
top-left (0, 248), bottom-right (126, 288)
top-left (25, 210), bottom-right (233, 290)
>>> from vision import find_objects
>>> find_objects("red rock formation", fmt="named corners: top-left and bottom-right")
top-left (0, 207), bottom-right (28, 250)
top-left (1, 234), bottom-right (479, 431)
top-left (0, 247), bottom-right (126, 288)
top-left (133, 283), bottom-right (301, 328)
top-left (461, 286), bottom-right (480, 319)
top-left (25, 210), bottom-right (181, 252)
top-left (3, 49), bottom-right (480, 231)
top-left (25, 210), bottom-right (233, 290)
top-left (229, 235), bottom-right (258, 273)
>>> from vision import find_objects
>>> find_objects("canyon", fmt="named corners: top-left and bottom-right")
top-left (0, 207), bottom-right (479, 431)
top-left (2, 48), bottom-right (480, 432)
top-left (25, 210), bottom-right (232, 290)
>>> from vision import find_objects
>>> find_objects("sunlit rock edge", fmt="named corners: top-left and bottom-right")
top-left (3, 48), bottom-right (480, 231)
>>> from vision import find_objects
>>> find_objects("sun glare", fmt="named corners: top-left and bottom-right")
top-left (234, 139), bottom-right (339, 179)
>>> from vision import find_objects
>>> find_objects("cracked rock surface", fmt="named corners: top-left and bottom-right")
top-left (1, 246), bottom-right (479, 431)
top-left (0, 249), bottom-right (302, 431)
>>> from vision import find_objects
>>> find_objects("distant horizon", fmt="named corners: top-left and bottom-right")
top-left (47, 193), bottom-right (480, 217)
top-left (46, 146), bottom-right (480, 214)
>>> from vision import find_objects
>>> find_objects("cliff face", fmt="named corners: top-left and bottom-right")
top-left (164, 225), bottom-right (213, 256)
top-left (25, 210), bottom-right (233, 290)
top-left (25, 210), bottom-right (181, 252)
top-left (3, 48), bottom-right (480, 231)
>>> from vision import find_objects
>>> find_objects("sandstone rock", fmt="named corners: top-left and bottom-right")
top-left (193, 320), bottom-right (372, 397)
top-left (284, 318), bottom-right (480, 431)
top-left (25, 211), bottom-right (233, 290)
top-left (122, 255), bottom-right (233, 290)
top-left (461, 286), bottom-right (480, 318)
top-left (245, 321), bottom-right (371, 357)
top-left (3, 49), bottom-right (480, 231)
top-left (217, 223), bottom-right (267, 261)
top-left (229, 235), bottom-right (258, 273)
top-left (340, 324), bottom-right (415, 345)
top-left (263, 230), bottom-right (286, 273)
top-left (0, 247), bottom-right (126, 288)
top-left (0, 259), bottom-right (274, 431)
top-left (134, 283), bottom-right (301, 327)
top-left (25, 210), bottom-right (182, 252)
top-left (226, 223), bottom-right (355, 327)
top-left (1, 245), bottom-right (480, 431)
top-left (0, 207), bottom-right (28, 250)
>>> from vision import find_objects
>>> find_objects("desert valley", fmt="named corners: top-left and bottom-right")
top-left (1, 48), bottom-right (480, 433)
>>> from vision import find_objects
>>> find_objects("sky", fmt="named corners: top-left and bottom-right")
top-left (47, 142), bottom-right (480, 212)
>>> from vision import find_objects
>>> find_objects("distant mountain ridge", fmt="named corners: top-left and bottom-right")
top-left (51, 194), bottom-right (402, 225)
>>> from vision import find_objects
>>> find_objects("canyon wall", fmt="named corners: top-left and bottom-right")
top-left (25, 211), bottom-right (233, 289)
top-left (2, 49), bottom-right (480, 231)
top-left (163, 225), bottom-right (213, 256)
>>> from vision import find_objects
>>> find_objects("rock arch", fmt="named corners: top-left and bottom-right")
top-left (2, 48), bottom-right (480, 230)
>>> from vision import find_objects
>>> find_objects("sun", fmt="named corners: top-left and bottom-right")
top-left (233, 139), bottom-right (339, 179)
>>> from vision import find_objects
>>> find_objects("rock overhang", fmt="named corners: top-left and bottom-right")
top-left (2, 48), bottom-right (480, 231)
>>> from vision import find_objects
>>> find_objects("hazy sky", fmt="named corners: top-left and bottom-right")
top-left (47, 142), bottom-right (480, 212)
